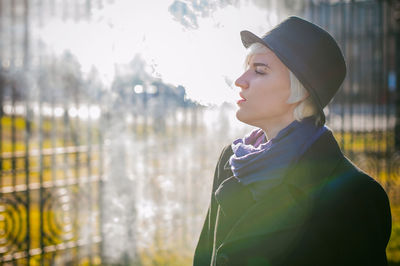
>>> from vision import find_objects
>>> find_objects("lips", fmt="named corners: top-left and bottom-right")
top-left (237, 92), bottom-right (247, 105)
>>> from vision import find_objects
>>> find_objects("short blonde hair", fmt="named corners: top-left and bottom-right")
top-left (245, 43), bottom-right (319, 123)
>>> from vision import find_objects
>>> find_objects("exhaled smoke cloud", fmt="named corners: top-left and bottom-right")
top-left (168, 0), bottom-right (241, 29)
top-left (168, 1), bottom-right (200, 29)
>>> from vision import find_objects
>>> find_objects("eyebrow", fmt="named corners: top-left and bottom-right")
top-left (252, 62), bottom-right (271, 69)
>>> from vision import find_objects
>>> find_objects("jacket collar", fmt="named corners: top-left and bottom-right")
top-left (221, 129), bottom-right (344, 197)
top-left (283, 129), bottom-right (344, 194)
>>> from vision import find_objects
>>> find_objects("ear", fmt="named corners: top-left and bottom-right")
top-left (288, 91), bottom-right (310, 105)
top-left (300, 91), bottom-right (310, 102)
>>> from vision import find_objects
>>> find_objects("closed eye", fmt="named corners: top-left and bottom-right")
top-left (252, 62), bottom-right (270, 75)
top-left (255, 69), bottom-right (266, 75)
top-left (255, 66), bottom-right (268, 75)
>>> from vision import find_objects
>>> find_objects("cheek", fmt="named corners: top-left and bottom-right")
top-left (271, 76), bottom-right (291, 100)
top-left (258, 82), bottom-right (290, 108)
top-left (275, 88), bottom-right (291, 105)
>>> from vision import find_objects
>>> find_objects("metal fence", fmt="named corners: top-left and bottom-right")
top-left (0, 0), bottom-right (399, 265)
top-left (0, 0), bottom-right (105, 264)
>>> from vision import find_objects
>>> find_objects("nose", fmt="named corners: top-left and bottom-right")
top-left (235, 72), bottom-right (249, 90)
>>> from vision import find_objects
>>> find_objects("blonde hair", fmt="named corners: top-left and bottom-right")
top-left (245, 43), bottom-right (320, 123)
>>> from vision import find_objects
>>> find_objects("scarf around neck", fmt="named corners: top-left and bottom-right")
top-left (229, 117), bottom-right (327, 200)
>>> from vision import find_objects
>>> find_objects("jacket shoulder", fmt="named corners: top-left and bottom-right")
top-left (218, 144), bottom-right (234, 167)
top-left (330, 155), bottom-right (389, 201)
top-left (319, 155), bottom-right (392, 250)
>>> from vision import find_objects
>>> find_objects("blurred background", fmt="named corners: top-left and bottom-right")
top-left (0, 0), bottom-right (399, 265)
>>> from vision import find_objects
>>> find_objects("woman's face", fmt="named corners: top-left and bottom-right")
top-left (235, 47), bottom-right (295, 129)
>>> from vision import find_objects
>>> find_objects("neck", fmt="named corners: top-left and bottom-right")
top-left (260, 115), bottom-right (296, 140)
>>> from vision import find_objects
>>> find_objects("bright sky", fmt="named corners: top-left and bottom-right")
top-left (36, 0), bottom-right (285, 105)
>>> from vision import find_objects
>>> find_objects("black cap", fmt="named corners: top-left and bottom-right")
top-left (240, 16), bottom-right (346, 125)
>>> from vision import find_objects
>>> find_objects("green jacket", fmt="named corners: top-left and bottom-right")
top-left (193, 130), bottom-right (391, 266)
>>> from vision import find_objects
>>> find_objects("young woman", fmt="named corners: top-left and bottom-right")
top-left (193, 16), bottom-right (391, 266)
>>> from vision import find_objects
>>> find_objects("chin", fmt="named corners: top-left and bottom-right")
top-left (236, 109), bottom-right (253, 126)
top-left (235, 108), bottom-right (244, 121)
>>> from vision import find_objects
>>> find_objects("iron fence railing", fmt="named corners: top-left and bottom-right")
top-left (0, 1), bottom-right (105, 264)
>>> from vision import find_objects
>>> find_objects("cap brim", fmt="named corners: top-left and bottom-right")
top-left (240, 30), bottom-right (268, 49)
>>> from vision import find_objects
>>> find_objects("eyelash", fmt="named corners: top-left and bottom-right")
top-left (255, 69), bottom-right (266, 75)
